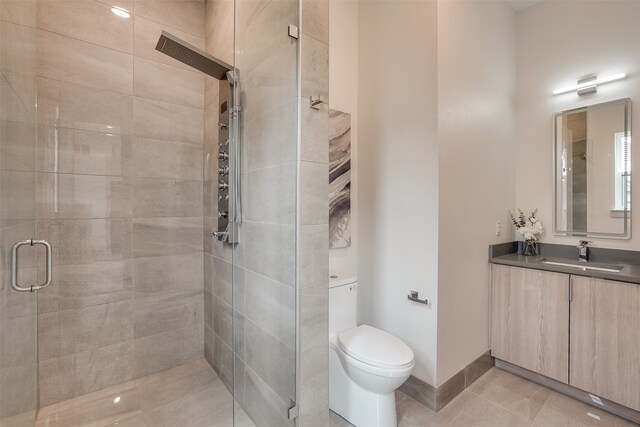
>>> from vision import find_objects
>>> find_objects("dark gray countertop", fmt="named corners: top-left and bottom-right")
top-left (489, 242), bottom-right (640, 285)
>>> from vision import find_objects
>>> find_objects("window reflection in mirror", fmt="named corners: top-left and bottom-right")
top-left (554, 99), bottom-right (631, 239)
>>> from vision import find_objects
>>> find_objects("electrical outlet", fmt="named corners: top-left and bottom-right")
top-left (495, 221), bottom-right (501, 236)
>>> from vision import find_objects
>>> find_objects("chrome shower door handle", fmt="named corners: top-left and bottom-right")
top-left (31, 239), bottom-right (53, 291)
top-left (11, 239), bottom-right (53, 292)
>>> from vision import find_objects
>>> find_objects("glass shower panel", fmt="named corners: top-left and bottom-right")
top-left (230, 0), bottom-right (300, 425)
top-left (0, 0), bottom-right (39, 425)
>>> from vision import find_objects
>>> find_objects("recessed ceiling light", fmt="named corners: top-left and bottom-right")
top-left (111, 6), bottom-right (130, 18)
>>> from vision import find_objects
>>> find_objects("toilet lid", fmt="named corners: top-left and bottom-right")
top-left (337, 325), bottom-right (414, 369)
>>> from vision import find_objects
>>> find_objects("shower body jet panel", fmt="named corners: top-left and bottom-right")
top-left (155, 31), bottom-right (239, 244)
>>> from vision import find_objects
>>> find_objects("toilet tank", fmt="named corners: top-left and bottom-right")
top-left (329, 273), bottom-right (358, 337)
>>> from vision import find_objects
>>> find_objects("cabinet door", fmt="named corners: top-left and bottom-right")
top-left (491, 265), bottom-right (570, 383)
top-left (570, 276), bottom-right (640, 411)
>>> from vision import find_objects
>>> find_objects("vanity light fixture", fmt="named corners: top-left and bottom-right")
top-left (552, 73), bottom-right (627, 96)
top-left (111, 6), bottom-right (130, 18)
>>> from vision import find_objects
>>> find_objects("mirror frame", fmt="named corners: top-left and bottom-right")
top-left (553, 98), bottom-right (632, 239)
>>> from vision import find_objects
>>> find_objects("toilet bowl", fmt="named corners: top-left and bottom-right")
top-left (329, 275), bottom-right (414, 427)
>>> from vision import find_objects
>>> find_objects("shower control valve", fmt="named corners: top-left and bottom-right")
top-left (218, 211), bottom-right (228, 219)
top-left (218, 152), bottom-right (229, 160)
top-left (218, 122), bottom-right (229, 130)
top-left (218, 182), bottom-right (229, 190)
top-left (218, 166), bottom-right (229, 176)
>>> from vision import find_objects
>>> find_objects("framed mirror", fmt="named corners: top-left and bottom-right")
top-left (554, 98), bottom-right (632, 239)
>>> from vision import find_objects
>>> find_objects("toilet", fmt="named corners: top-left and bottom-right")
top-left (329, 274), bottom-right (415, 427)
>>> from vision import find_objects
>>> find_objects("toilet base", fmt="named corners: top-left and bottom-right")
top-left (329, 348), bottom-right (398, 427)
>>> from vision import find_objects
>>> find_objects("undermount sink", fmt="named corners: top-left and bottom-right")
top-left (539, 259), bottom-right (623, 273)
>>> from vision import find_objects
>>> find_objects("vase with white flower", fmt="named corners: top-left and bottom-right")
top-left (509, 209), bottom-right (543, 256)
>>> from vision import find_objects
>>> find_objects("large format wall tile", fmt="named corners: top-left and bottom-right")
top-left (239, 0), bottom-right (296, 74)
top-left (1, 21), bottom-right (37, 76)
top-left (37, 126), bottom-right (130, 177)
top-left (133, 57), bottom-right (204, 108)
top-left (133, 324), bottom-right (203, 377)
top-left (213, 295), bottom-right (232, 346)
top-left (244, 99), bottom-right (297, 171)
top-left (133, 217), bottom-right (202, 257)
top-left (37, 300), bottom-right (133, 361)
top-left (37, 219), bottom-right (132, 265)
top-left (132, 137), bottom-right (202, 180)
top-left (242, 362), bottom-right (292, 427)
top-left (300, 161), bottom-right (328, 225)
top-left (300, 34), bottom-right (328, 100)
top-left (1, 0), bottom-right (37, 27)
top-left (0, 73), bottom-right (36, 124)
top-left (37, 77), bottom-right (134, 134)
top-left (133, 289), bottom-right (203, 338)
top-left (41, 260), bottom-right (133, 312)
top-left (134, 0), bottom-right (205, 39)
top-left (133, 97), bottom-right (203, 145)
top-left (244, 221), bottom-right (295, 286)
top-left (133, 253), bottom-right (203, 297)
top-left (0, 362), bottom-right (37, 418)
top-left (300, 285), bottom-right (328, 352)
top-left (212, 331), bottom-right (233, 389)
top-left (241, 43), bottom-right (297, 118)
top-left (132, 178), bottom-right (202, 218)
top-left (37, 173), bottom-right (130, 219)
top-left (245, 320), bottom-right (295, 404)
top-left (245, 163), bottom-right (296, 225)
top-left (301, 0), bottom-right (328, 44)
top-left (244, 270), bottom-right (295, 349)
top-left (0, 121), bottom-right (37, 172)
top-left (37, 30), bottom-right (134, 94)
top-left (300, 101), bottom-right (328, 164)
top-left (0, 170), bottom-right (36, 225)
top-left (299, 224), bottom-right (328, 289)
top-left (37, 0), bottom-right (134, 53)
top-left (38, 340), bottom-right (134, 406)
top-left (205, 0), bottom-right (234, 64)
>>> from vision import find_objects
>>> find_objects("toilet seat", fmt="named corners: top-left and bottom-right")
top-left (337, 325), bottom-right (414, 370)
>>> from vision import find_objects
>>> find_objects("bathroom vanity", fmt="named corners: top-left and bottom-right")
top-left (489, 242), bottom-right (640, 421)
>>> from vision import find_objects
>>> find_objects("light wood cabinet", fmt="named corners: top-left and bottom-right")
top-left (570, 276), bottom-right (640, 411)
top-left (491, 264), bottom-right (570, 383)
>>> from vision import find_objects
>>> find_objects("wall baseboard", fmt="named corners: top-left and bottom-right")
top-left (496, 359), bottom-right (640, 425)
top-left (398, 351), bottom-right (494, 411)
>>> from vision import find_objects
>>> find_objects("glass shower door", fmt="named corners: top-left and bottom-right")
top-left (229, 0), bottom-right (300, 425)
top-left (0, 0), bottom-right (39, 424)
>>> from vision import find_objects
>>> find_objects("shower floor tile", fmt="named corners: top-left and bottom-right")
top-left (34, 357), bottom-right (254, 427)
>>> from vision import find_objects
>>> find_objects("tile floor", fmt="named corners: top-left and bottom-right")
top-left (331, 368), bottom-right (638, 427)
top-left (32, 358), bottom-right (255, 427)
top-left (7, 363), bottom-right (638, 427)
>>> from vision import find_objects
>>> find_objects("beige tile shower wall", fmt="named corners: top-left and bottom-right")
top-left (0, 0), bottom-right (39, 422)
top-left (203, 0), bottom-right (233, 389)
top-left (35, 0), bottom-right (205, 406)
top-left (298, 0), bottom-right (329, 424)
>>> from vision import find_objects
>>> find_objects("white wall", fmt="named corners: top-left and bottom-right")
top-left (436, 0), bottom-right (516, 385)
top-left (329, 0), bottom-right (358, 275)
top-left (516, 0), bottom-right (640, 249)
top-left (357, 0), bottom-right (440, 383)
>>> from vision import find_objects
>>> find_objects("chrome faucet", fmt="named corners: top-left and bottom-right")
top-left (577, 240), bottom-right (592, 262)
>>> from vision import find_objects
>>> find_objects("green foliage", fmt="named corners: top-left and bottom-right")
top-left (508, 208), bottom-right (538, 229)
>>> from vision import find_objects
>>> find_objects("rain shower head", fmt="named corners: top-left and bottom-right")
top-left (155, 30), bottom-right (232, 80)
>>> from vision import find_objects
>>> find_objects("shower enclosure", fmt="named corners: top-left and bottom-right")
top-left (0, 0), bottom-right (328, 425)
